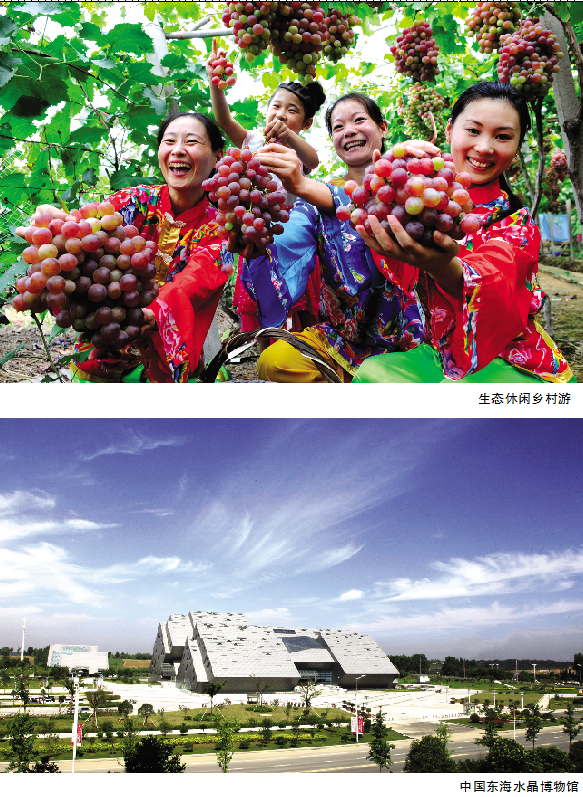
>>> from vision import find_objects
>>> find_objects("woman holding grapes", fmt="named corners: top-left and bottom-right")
top-left (240, 83), bottom-right (572, 383)
top-left (71, 112), bottom-right (230, 383)
top-left (354, 81), bottom-right (573, 383)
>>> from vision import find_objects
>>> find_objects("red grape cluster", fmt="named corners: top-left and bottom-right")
top-left (497, 17), bottom-right (564, 99)
top-left (464, 2), bottom-right (522, 54)
top-left (203, 146), bottom-right (289, 247)
top-left (336, 146), bottom-right (481, 243)
top-left (322, 8), bottom-right (361, 63)
top-left (223, 1), bottom-right (278, 63)
top-left (271, 2), bottom-right (327, 86)
top-left (12, 202), bottom-right (158, 351)
top-left (389, 22), bottom-right (440, 83)
top-left (210, 55), bottom-right (237, 90)
top-left (550, 148), bottom-right (569, 183)
top-left (399, 83), bottom-right (448, 147)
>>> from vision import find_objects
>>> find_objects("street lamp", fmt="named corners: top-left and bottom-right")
top-left (520, 692), bottom-right (524, 710)
top-left (492, 690), bottom-right (497, 710)
top-left (355, 675), bottom-right (366, 743)
top-left (576, 664), bottom-right (581, 685)
top-left (71, 670), bottom-right (80, 775)
top-left (504, 684), bottom-right (516, 740)
top-left (532, 663), bottom-right (537, 684)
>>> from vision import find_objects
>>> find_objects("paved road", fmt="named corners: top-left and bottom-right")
top-left (31, 724), bottom-right (574, 774)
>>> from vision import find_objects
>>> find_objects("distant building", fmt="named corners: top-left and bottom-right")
top-left (47, 645), bottom-right (108, 674)
top-left (150, 611), bottom-right (399, 693)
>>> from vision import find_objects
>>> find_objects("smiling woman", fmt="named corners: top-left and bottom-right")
top-left (72, 113), bottom-right (229, 384)
top-left (235, 92), bottom-right (425, 382)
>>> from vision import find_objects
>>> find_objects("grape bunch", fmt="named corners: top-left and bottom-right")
top-left (464, 2), bottom-right (522, 54)
top-left (322, 8), bottom-right (362, 63)
top-left (550, 148), bottom-right (569, 183)
top-left (223, 1), bottom-right (278, 63)
top-left (399, 83), bottom-right (448, 148)
top-left (497, 17), bottom-right (564, 99)
top-left (271, 2), bottom-right (328, 86)
top-left (203, 146), bottom-right (289, 248)
top-left (210, 55), bottom-right (237, 90)
top-left (389, 22), bottom-right (440, 82)
top-left (12, 202), bottom-right (158, 352)
top-left (336, 145), bottom-right (481, 243)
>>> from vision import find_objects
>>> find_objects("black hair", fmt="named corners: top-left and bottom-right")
top-left (325, 93), bottom-right (387, 154)
top-left (449, 81), bottom-right (531, 226)
top-left (157, 112), bottom-right (225, 153)
top-left (268, 81), bottom-right (326, 121)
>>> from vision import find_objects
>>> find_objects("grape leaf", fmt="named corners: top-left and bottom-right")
top-left (0, 258), bottom-right (27, 295)
top-left (106, 23), bottom-right (154, 55)
top-left (0, 16), bottom-right (17, 47)
top-left (0, 53), bottom-right (21, 89)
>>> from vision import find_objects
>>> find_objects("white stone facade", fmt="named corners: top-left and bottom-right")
top-left (149, 611), bottom-right (399, 693)
top-left (47, 644), bottom-right (108, 674)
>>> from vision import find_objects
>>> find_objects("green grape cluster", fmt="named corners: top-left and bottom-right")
top-left (399, 83), bottom-right (448, 148)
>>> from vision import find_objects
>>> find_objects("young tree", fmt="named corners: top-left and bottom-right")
top-left (215, 719), bottom-right (240, 773)
top-left (475, 707), bottom-right (500, 750)
top-left (101, 719), bottom-right (116, 751)
top-left (138, 703), bottom-right (155, 727)
top-left (295, 680), bottom-right (322, 711)
top-left (249, 674), bottom-right (274, 707)
top-left (124, 735), bottom-right (185, 773)
top-left (525, 705), bottom-right (544, 751)
top-left (260, 717), bottom-right (273, 746)
top-left (119, 716), bottom-right (141, 759)
top-left (561, 705), bottom-right (583, 748)
top-left (204, 680), bottom-right (226, 715)
top-left (85, 690), bottom-right (108, 728)
top-left (5, 712), bottom-right (38, 772)
top-left (117, 699), bottom-right (134, 718)
top-left (403, 734), bottom-right (457, 772)
top-left (366, 710), bottom-right (395, 772)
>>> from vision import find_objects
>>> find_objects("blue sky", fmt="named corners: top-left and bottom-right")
top-left (0, 419), bottom-right (581, 662)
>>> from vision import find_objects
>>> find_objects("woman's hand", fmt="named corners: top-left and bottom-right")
top-left (356, 214), bottom-right (464, 301)
top-left (264, 118), bottom-right (291, 143)
top-left (391, 140), bottom-right (441, 159)
top-left (256, 143), bottom-right (305, 195)
top-left (226, 231), bottom-right (271, 261)
top-left (206, 37), bottom-right (226, 80)
top-left (139, 308), bottom-right (158, 339)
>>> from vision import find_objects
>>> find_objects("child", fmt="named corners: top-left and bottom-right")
top-left (206, 39), bottom-right (326, 338)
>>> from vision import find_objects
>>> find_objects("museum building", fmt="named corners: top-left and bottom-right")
top-left (149, 611), bottom-right (399, 693)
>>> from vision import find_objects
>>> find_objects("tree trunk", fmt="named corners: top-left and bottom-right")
top-left (542, 10), bottom-right (583, 223)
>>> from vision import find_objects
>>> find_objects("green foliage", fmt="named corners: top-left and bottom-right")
top-left (366, 710), bottom-right (395, 772)
top-left (215, 719), bottom-right (240, 773)
top-left (5, 712), bottom-right (38, 772)
top-left (524, 705), bottom-right (544, 750)
top-left (124, 734), bottom-right (186, 773)
top-left (475, 707), bottom-right (500, 749)
top-left (404, 734), bottom-right (457, 772)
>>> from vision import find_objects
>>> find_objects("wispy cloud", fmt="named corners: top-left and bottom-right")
top-left (131, 508), bottom-right (175, 517)
top-left (338, 589), bottom-right (363, 602)
top-left (0, 491), bottom-right (55, 515)
top-left (296, 544), bottom-right (363, 574)
top-left (361, 599), bottom-right (583, 633)
top-left (0, 517), bottom-right (117, 543)
top-left (374, 548), bottom-right (583, 602)
top-left (246, 607), bottom-right (295, 625)
top-left (0, 544), bottom-right (207, 607)
top-left (78, 429), bottom-right (187, 461)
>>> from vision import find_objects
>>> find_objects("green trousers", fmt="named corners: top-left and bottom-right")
top-left (353, 344), bottom-right (567, 384)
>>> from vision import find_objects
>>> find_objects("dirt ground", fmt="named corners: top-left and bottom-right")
top-left (1, 257), bottom-right (582, 383)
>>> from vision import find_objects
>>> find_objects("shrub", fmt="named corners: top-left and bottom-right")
top-left (179, 724), bottom-right (188, 735)
top-left (278, 722), bottom-right (287, 729)
top-left (470, 713), bottom-right (480, 723)
top-left (275, 736), bottom-right (287, 747)
top-left (183, 742), bottom-right (193, 753)
top-left (239, 739), bottom-right (250, 750)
